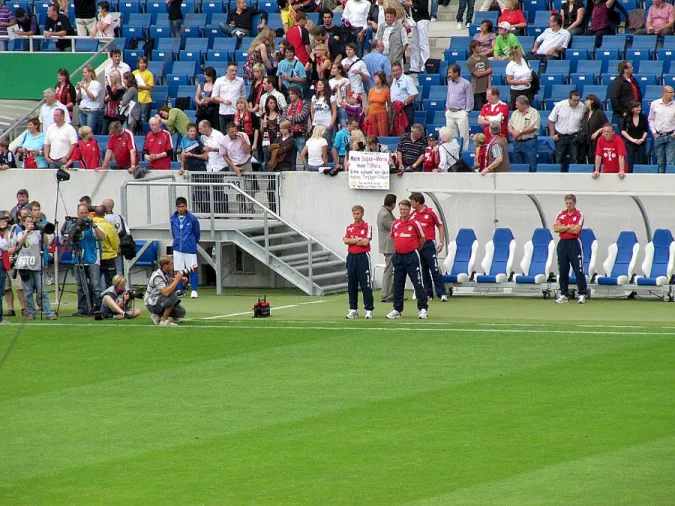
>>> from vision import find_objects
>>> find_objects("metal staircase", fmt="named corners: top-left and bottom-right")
top-left (228, 220), bottom-right (348, 296)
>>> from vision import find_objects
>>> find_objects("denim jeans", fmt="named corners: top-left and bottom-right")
top-left (170, 18), bottom-right (183, 38)
top-left (138, 103), bottom-right (152, 126)
top-left (218, 23), bottom-right (250, 38)
top-left (76, 263), bottom-right (102, 315)
top-left (22, 270), bottom-right (54, 317)
top-left (653, 134), bottom-right (675, 173)
top-left (554, 133), bottom-right (578, 172)
top-left (337, 108), bottom-right (347, 127)
top-left (456, 0), bottom-right (475, 23)
top-left (430, 0), bottom-right (439, 18)
top-left (0, 267), bottom-right (5, 322)
top-left (513, 137), bottom-right (538, 172)
top-left (78, 109), bottom-right (101, 134)
top-left (292, 135), bottom-right (306, 171)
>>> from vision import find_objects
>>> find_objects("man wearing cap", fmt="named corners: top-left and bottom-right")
top-left (423, 133), bottom-right (440, 171)
top-left (445, 63), bottom-right (474, 150)
top-left (494, 22), bottom-right (523, 60)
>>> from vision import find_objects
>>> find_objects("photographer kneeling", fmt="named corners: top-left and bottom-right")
top-left (144, 255), bottom-right (187, 326)
top-left (101, 275), bottom-right (142, 320)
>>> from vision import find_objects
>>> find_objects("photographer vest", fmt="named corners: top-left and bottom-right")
top-left (14, 230), bottom-right (42, 271)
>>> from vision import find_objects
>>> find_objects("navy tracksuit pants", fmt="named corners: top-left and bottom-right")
top-left (419, 240), bottom-right (446, 298)
top-left (557, 238), bottom-right (587, 296)
top-left (392, 250), bottom-right (429, 313)
top-left (347, 252), bottom-right (374, 311)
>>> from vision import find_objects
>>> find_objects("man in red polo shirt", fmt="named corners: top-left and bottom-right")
top-left (553, 193), bottom-right (587, 304)
top-left (386, 199), bottom-right (429, 319)
top-left (593, 123), bottom-right (627, 180)
top-left (344, 205), bottom-right (374, 320)
top-left (286, 11), bottom-right (311, 65)
top-left (409, 192), bottom-right (447, 301)
top-left (478, 87), bottom-right (510, 143)
top-left (102, 121), bottom-right (137, 173)
top-left (142, 117), bottom-right (173, 177)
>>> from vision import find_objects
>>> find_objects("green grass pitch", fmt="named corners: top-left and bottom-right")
top-left (1, 287), bottom-right (674, 504)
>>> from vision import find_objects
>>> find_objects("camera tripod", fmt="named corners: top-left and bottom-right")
top-left (56, 242), bottom-right (95, 317)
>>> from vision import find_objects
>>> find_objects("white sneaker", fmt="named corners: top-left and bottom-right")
top-left (364, 310), bottom-right (373, 320)
top-left (457, 21), bottom-right (463, 30)
top-left (440, 295), bottom-right (448, 302)
top-left (578, 295), bottom-right (586, 304)
top-left (150, 313), bottom-right (161, 325)
top-left (465, 22), bottom-right (471, 28)
top-left (346, 309), bottom-right (358, 319)
top-left (173, 317), bottom-right (184, 324)
top-left (159, 319), bottom-right (179, 326)
top-left (418, 308), bottom-right (428, 319)
top-left (386, 310), bottom-right (401, 319)
top-left (555, 295), bottom-right (569, 304)
top-left (430, 17), bottom-right (437, 22)
top-left (191, 290), bottom-right (198, 299)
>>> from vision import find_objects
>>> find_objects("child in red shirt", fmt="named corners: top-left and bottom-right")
top-left (472, 133), bottom-right (487, 172)
top-left (65, 125), bottom-right (102, 170)
top-left (423, 132), bottom-right (440, 172)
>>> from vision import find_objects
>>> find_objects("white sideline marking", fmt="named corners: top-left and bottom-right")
top-left (199, 300), bottom-right (328, 320)
top-left (9, 322), bottom-right (675, 337)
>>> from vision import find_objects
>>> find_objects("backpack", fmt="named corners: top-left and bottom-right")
top-left (118, 216), bottom-right (137, 260)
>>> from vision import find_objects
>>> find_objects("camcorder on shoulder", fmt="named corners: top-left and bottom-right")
top-left (61, 216), bottom-right (93, 245)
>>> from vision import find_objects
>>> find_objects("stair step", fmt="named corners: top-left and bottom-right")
top-left (268, 241), bottom-right (311, 253)
top-left (311, 271), bottom-right (346, 281)
top-left (279, 250), bottom-right (331, 263)
top-left (319, 282), bottom-right (349, 293)
top-left (297, 259), bottom-right (345, 270)
top-left (249, 230), bottom-right (299, 241)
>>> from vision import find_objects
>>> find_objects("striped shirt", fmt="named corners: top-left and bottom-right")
top-left (396, 132), bottom-right (428, 167)
top-left (0, 6), bottom-right (16, 36)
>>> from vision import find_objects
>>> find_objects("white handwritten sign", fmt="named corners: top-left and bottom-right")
top-left (348, 152), bottom-right (390, 190)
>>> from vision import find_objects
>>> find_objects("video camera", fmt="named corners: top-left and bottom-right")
top-left (61, 216), bottom-right (94, 244)
top-left (35, 221), bottom-right (56, 235)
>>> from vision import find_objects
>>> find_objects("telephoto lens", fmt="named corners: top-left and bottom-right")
top-left (179, 266), bottom-right (197, 277)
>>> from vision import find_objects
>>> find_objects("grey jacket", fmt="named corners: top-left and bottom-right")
top-left (377, 205), bottom-right (395, 254)
top-left (376, 20), bottom-right (404, 66)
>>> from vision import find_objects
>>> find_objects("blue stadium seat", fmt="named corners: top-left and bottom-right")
top-left (522, 0), bottom-right (551, 11)
top-left (636, 60), bottom-right (664, 78)
top-left (147, 61), bottom-right (166, 81)
top-left (632, 164), bottom-right (658, 174)
top-left (201, 0), bottom-right (225, 15)
top-left (569, 228), bottom-right (598, 285)
top-left (176, 85), bottom-right (198, 109)
top-left (515, 228), bottom-right (554, 285)
top-left (530, 11), bottom-right (550, 36)
top-left (510, 164), bottom-right (530, 172)
top-left (636, 229), bottom-right (675, 287)
top-left (181, 0), bottom-right (197, 14)
top-left (125, 49), bottom-right (144, 64)
top-left (128, 13), bottom-right (152, 28)
top-left (206, 49), bottom-right (230, 61)
top-left (596, 49), bottom-right (621, 72)
top-left (145, 0), bottom-right (167, 15)
top-left (118, 0), bottom-right (141, 23)
top-left (644, 85), bottom-right (662, 102)
top-left (154, 13), bottom-right (170, 25)
top-left (427, 85), bottom-right (447, 100)
top-left (179, 49), bottom-right (203, 63)
top-left (172, 60), bottom-right (198, 75)
top-left (212, 37), bottom-right (237, 52)
top-left (597, 231), bottom-right (640, 286)
top-left (432, 111), bottom-right (446, 125)
top-left (476, 228), bottom-right (516, 284)
top-left (566, 49), bottom-right (591, 73)
top-left (75, 39), bottom-right (99, 52)
top-left (202, 25), bottom-right (222, 41)
top-left (422, 99), bottom-right (445, 112)
top-left (474, 11), bottom-right (498, 25)
top-left (151, 87), bottom-right (170, 108)
top-left (545, 60), bottom-right (571, 79)
top-left (181, 24), bottom-right (201, 38)
top-left (166, 74), bottom-right (190, 97)
top-left (570, 37), bottom-right (595, 51)
top-left (445, 48), bottom-right (468, 60)
top-left (234, 49), bottom-right (249, 62)
top-left (185, 39), bottom-right (209, 53)
top-left (631, 35), bottom-right (658, 56)
top-left (155, 38), bottom-right (178, 51)
top-left (625, 48), bottom-right (650, 63)
top-left (441, 228), bottom-right (479, 284)
top-left (536, 163), bottom-right (560, 173)
top-left (151, 49), bottom-right (175, 64)
top-left (568, 164), bottom-right (594, 173)
top-left (636, 74), bottom-right (658, 94)
top-left (258, 0), bottom-right (278, 12)
top-left (134, 241), bottom-right (159, 269)
top-left (581, 85), bottom-right (608, 106)
top-left (600, 35), bottom-right (626, 54)
top-left (185, 13), bottom-right (207, 26)
top-left (122, 25), bottom-right (145, 38)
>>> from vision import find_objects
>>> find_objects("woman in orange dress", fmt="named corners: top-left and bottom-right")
top-left (365, 71), bottom-right (392, 137)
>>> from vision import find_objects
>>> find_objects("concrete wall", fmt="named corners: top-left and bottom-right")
top-left (2, 169), bottom-right (675, 282)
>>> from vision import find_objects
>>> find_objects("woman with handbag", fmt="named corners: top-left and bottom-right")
top-left (103, 70), bottom-right (125, 135)
top-left (120, 72), bottom-right (141, 134)
top-left (16, 117), bottom-right (47, 169)
top-left (438, 126), bottom-right (467, 172)
top-left (195, 67), bottom-right (219, 130)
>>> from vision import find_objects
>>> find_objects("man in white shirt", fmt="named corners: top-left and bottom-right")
top-left (342, 0), bottom-right (371, 57)
top-left (548, 89), bottom-right (585, 171)
top-left (44, 109), bottom-right (77, 168)
top-left (648, 86), bottom-right (675, 173)
top-left (198, 119), bottom-right (228, 214)
top-left (104, 48), bottom-right (131, 87)
top-left (529, 13), bottom-right (570, 70)
top-left (342, 43), bottom-right (370, 95)
top-left (258, 76), bottom-right (287, 116)
top-left (390, 62), bottom-right (419, 129)
top-left (212, 62), bottom-right (246, 133)
top-left (39, 88), bottom-right (70, 129)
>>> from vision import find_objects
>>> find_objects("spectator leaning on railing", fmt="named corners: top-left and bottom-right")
top-left (43, 4), bottom-right (75, 52)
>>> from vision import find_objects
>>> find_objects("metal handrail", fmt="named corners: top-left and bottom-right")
top-left (120, 180), bottom-right (338, 295)
top-left (119, 174), bottom-right (177, 222)
top-left (0, 37), bottom-right (116, 141)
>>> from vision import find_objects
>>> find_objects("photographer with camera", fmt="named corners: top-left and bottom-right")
top-left (4, 208), bottom-right (28, 318)
top-left (101, 275), bottom-right (142, 320)
top-left (0, 212), bottom-right (10, 324)
top-left (93, 206), bottom-right (119, 288)
top-left (70, 203), bottom-right (106, 317)
top-left (9, 214), bottom-right (57, 320)
top-left (144, 255), bottom-right (188, 326)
